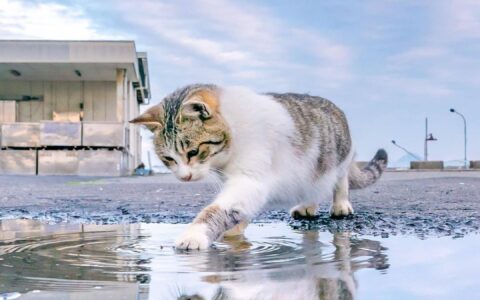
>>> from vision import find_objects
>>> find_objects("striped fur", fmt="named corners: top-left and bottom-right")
top-left (192, 204), bottom-right (243, 242)
top-left (349, 149), bottom-right (388, 189)
top-left (267, 93), bottom-right (352, 176)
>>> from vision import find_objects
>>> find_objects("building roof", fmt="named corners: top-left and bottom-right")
top-left (0, 40), bottom-right (150, 104)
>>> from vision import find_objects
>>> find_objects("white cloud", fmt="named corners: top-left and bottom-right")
top-left (290, 29), bottom-right (351, 65)
top-left (382, 1), bottom-right (480, 98)
top-left (114, 0), bottom-right (352, 90)
top-left (159, 28), bottom-right (257, 65)
top-left (440, 0), bottom-right (480, 39)
top-left (0, 0), bottom-right (116, 40)
top-left (113, 1), bottom-right (262, 68)
top-left (190, 0), bottom-right (281, 54)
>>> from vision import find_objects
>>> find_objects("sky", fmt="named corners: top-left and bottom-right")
top-left (1, 0), bottom-right (479, 167)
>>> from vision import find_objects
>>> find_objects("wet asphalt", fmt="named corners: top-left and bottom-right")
top-left (0, 171), bottom-right (479, 238)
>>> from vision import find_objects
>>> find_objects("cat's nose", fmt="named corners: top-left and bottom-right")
top-left (181, 173), bottom-right (192, 181)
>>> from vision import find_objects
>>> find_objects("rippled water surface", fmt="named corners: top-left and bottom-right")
top-left (0, 220), bottom-right (479, 300)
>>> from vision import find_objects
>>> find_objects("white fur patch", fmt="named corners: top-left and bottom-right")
top-left (330, 200), bottom-right (354, 217)
top-left (175, 223), bottom-right (210, 250)
top-left (290, 204), bottom-right (318, 218)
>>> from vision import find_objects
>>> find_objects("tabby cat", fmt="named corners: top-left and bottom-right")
top-left (131, 84), bottom-right (387, 250)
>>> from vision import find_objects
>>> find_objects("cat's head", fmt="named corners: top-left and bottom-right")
top-left (130, 84), bottom-right (231, 181)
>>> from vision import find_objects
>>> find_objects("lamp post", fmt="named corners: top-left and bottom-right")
top-left (450, 108), bottom-right (467, 169)
top-left (391, 140), bottom-right (421, 160)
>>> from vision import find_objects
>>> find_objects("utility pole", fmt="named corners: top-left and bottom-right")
top-left (424, 118), bottom-right (428, 161)
top-left (424, 118), bottom-right (437, 161)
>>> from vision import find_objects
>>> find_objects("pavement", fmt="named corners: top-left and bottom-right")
top-left (0, 171), bottom-right (479, 238)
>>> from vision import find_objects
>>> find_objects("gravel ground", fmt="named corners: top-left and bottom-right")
top-left (0, 171), bottom-right (479, 238)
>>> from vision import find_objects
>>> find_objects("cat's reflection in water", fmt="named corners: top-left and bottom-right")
top-left (176, 230), bottom-right (389, 300)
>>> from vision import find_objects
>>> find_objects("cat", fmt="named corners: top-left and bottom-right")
top-left (130, 84), bottom-right (387, 250)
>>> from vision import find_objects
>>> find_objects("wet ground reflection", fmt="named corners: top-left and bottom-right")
top-left (0, 220), bottom-right (478, 299)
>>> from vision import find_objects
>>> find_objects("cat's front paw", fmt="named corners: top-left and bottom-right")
top-left (290, 204), bottom-right (318, 219)
top-left (175, 224), bottom-right (211, 250)
top-left (330, 201), bottom-right (354, 218)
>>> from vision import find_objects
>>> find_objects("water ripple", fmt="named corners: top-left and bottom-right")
top-left (0, 220), bottom-right (389, 299)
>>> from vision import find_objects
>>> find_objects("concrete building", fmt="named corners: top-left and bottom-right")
top-left (0, 40), bottom-right (150, 176)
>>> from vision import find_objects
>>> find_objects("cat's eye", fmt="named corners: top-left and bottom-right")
top-left (198, 151), bottom-right (208, 160)
top-left (163, 156), bottom-right (175, 163)
top-left (187, 149), bottom-right (199, 159)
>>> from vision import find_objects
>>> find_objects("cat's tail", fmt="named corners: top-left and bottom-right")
top-left (349, 149), bottom-right (388, 189)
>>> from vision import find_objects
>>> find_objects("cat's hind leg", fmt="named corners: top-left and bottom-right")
top-left (330, 174), bottom-right (354, 217)
top-left (290, 203), bottom-right (319, 219)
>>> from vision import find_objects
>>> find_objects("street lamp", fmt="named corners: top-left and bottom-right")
top-left (391, 140), bottom-right (421, 160)
top-left (450, 108), bottom-right (467, 169)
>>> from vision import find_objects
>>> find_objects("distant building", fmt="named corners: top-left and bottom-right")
top-left (0, 40), bottom-right (150, 176)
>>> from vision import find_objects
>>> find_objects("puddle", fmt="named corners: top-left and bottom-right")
top-left (0, 220), bottom-right (479, 299)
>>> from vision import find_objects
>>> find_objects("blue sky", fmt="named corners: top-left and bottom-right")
top-left (1, 0), bottom-right (479, 166)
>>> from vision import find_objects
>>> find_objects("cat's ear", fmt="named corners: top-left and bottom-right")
top-left (181, 89), bottom-right (219, 121)
top-left (129, 105), bottom-right (164, 132)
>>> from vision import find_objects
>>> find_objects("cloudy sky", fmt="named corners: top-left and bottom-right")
top-left (1, 0), bottom-right (479, 166)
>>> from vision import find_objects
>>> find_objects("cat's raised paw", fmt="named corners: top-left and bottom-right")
top-left (175, 224), bottom-right (210, 250)
top-left (329, 201), bottom-right (354, 218)
top-left (290, 204), bottom-right (318, 219)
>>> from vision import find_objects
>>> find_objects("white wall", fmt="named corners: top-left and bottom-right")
top-left (125, 78), bottom-right (142, 169)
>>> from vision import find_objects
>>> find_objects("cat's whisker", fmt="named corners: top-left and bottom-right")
top-left (205, 173), bottom-right (219, 194)
top-left (207, 169), bottom-right (225, 194)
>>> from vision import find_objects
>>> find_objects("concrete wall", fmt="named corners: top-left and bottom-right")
top-left (0, 80), bottom-right (117, 122)
top-left (470, 161), bottom-right (480, 169)
top-left (36, 150), bottom-right (126, 176)
top-left (0, 101), bottom-right (16, 122)
top-left (0, 72), bottom-right (143, 174)
top-left (0, 150), bottom-right (36, 175)
top-left (0, 149), bottom-right (127, 176)
top-left (1, 123), bottom-right (41, 147)
top-left (410, 161), bottom-right (444, 170)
